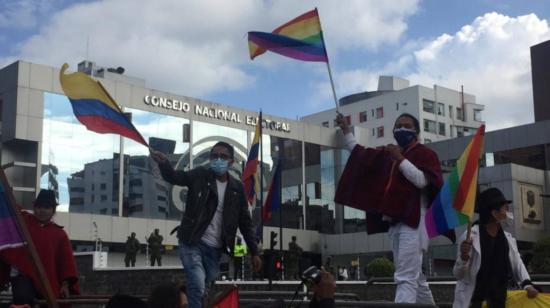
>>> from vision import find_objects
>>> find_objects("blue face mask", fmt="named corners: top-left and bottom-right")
top-left (210, 158), bottom-right (229, 175)
top-left (393, 127), bottom-right (417, 147)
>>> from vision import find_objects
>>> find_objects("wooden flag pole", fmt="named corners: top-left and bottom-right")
top-left (0, 170), bottom-right (59, 308)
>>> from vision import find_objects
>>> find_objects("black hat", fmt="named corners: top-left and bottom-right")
top-left (34, 189), bottom-right (58, 208)
top-left (475, 187), bottom-right (511, 213)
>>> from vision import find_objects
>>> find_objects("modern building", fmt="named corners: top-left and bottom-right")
top-left (301, 76), bottom-right (485, 146)
top-left (0, 60), bottom-right (375, 260)
top-left (531, 40), bottom-right (550, 122)
top-left (1, 60), bottom-right (547, 275)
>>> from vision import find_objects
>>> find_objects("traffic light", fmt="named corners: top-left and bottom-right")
top-left (269, 231), bottom-right (278, 250)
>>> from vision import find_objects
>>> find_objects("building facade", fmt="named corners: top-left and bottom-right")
top-left (301, 76), bottom-right (485, 146)
top-left (0, 60), bottom-right (376, 254)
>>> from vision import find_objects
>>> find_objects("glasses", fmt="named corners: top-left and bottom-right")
top-left (210, 153), bottom-right (231, 160)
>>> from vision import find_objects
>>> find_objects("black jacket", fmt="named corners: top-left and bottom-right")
top-left (158, 162), bottom-right (258, 256)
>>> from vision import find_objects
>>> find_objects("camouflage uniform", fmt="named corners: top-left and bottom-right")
top-left (147, 229), bottom-right (163, 266)
top-left (124, 233), bottom-right (140, 267)
top-left (287, 238), bottom-right (303, 280)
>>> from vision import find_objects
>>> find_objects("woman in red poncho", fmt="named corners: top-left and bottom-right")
top-left (0, 189), bottom-right (80, 307)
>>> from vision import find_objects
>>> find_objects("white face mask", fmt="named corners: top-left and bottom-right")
top-left (500, 211), bottom-right (514, 229)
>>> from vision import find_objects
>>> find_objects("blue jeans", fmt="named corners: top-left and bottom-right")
top-left (179, 241), bottom-right (222, 308)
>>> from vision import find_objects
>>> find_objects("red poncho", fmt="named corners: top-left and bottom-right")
top-left (335, 142), bottom-right (443, 234)
top-left (0, 211), bottom-right (80, 299)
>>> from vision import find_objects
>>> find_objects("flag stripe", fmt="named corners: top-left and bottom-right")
top-left (75, 115), bottom-right (148, 143)
top-left (70, 99), bottom-right (135, 130)
top-left (249, 32), bottom-right (327, 56)
top-left (242, 115), bottom-right (261, 205)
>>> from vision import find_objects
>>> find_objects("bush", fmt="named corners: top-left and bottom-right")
top-left (366, 257), bottom-right (395, 277)
top-left (530, 236), bottom-right (550, 274)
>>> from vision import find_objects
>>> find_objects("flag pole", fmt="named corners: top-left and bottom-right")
top-left (316, 8), bottom-right (339, 112)
top-left (0, 170), bottom-right (59, 308)
top-left (259, 111), bottom-right (264, 241)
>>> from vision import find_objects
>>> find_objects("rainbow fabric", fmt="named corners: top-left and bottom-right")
top-left (0, 173), bottom-right (24, 251)
top-left (263, 162), bottom-right (281, 222)
top-left (426, 125), bottom-right (485, 238)
top-left (242, 113), bottom-right (262, 206)
top-left (248, 8), bottom-right (328, 62)
top-left (59, 64), bottom-right (148, 146)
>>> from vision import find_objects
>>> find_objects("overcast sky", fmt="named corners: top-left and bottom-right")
top-left (1, 0), bottom-right (550, 131)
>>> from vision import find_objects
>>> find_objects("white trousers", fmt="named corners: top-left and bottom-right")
top-left (388, 218), bottom-right (434, 304)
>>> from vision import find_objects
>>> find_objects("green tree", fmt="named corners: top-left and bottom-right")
top-left (530, 236), bottom-right (550, 274)
top-left (366, 257), bottom-right (395, 277)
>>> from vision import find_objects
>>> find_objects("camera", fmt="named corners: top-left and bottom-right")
top-left (301, 266), bottom-right (322, 284)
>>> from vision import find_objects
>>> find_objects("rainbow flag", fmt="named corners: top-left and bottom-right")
top-left (425, 125), bottom-right (485, 238)
top-left (0, 174), bottom-right (24, 251)
top-left (242, 112), bottom-right (262, 206)
top-left (59, 63), bottom-right (148, 146)
top-left (248, 8), bottom-right (328, 62)
top-left (263, 162), bottom-right (281, 222)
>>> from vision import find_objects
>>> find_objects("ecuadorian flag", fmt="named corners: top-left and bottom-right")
top-left (59, 63), bottom-right (148, 146)
top-left (242, 112), bottom-right (262, 206)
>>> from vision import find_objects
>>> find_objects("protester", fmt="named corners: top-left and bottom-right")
top-left (309, 268), bottom-right (336, 308)
top-left (151, 141), bottom-right (261, 308)
top-left (147, 228), bottom-right (163, 267)
top-left (124, 232), bottom-right (140, 267)
top-left (334, 113), bottom-right (443, 304)
top-left (0, 189), bottom-right (80, 307)
top-left (148, 284), bottom-right (188, 308)
top-left (453, 187), bottom-right (539, 308)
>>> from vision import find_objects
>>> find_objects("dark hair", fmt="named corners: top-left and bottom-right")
top-left (148, 284), bottom-right (183, 308)
top-left (211, 141), bottom-right (234, 159)
top-left (394, 113), bottom-right (420, 134)
top-left (106, 294), bottom-right (147, 308)
top-left (478, 203), bottom-right (506, 224)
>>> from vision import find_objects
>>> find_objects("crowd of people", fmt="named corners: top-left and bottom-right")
top-left (0, 112), bottom-right (543, 308)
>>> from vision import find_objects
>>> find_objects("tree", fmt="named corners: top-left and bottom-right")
top-left (530, 236), bottom-right (550, 274)
top-left (366, 257), bottom-right (395, 277)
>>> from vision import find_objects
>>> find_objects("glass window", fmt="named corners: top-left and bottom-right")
top-left (424, 138), bottom-right (432, 144)
top-left (396, 102), bottom-right (399, 111)
top-left (263, 137), bottom-right (303, 230)
top-left (438, 122), bottom-right (446, 136)
top-left (122, 107), bottom-right (190, 220)
top-left (424, 119), bottom-right (436, 133)
top-left (377, 126), bottom-right (384, 138)
top-left (423, 99), bottom-right (435, 113)
top-left (322, 121), bottom-right (329, 128)
top-left (303, 143), bottom-right (338, 233)
top-left (41, 92), bottom-right (120, 214)
top-left (437, 103), bottom-right (445, 116)
top-left (359, 111), bottom-right (367, 123)
top-left (457, 107), bottom-right (463, 120)
top-left (474, 109), bottom-right (482, 121)
top-left (376, 107), bottom-right (384, 119)
top-left (449, 106), bottom-right (454, 119)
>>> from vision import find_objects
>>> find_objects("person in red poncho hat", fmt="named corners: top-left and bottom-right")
top-left (0, 189), bottom-right (80, 307)
top-left (334, 113), bottom-right (443, 304)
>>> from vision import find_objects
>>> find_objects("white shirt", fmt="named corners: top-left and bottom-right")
top-left (200, 180), bottom-right (227, 248)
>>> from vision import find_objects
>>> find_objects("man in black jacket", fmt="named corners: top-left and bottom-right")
top-left (151, 141), bottom-right (261, 308)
